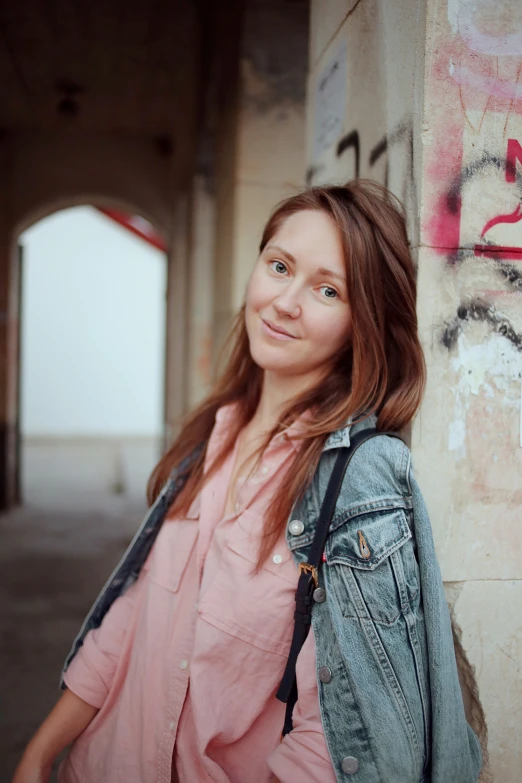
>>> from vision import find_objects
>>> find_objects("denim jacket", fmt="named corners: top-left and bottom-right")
top-left (61, 418), bottom-right (482, 783)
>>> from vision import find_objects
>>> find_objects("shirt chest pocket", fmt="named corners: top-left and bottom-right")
top-left (325, 507), bottom-right (420, 626)
top-left (147, 517), bottom-right (199, 593)
top-left (198, 510), bottom-right (298, 657)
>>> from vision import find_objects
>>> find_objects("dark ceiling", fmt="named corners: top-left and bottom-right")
top-left (0, 0), bottom-right (198, 136)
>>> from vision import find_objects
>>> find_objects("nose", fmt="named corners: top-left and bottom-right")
top-left (273, 286), bottom-right (301, 319)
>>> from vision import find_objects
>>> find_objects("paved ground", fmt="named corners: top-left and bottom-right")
top-left (0, 440), bottom-right (157, 781)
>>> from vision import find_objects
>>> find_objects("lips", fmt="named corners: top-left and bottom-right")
top-left (261, 318), bottom-right (296, 340)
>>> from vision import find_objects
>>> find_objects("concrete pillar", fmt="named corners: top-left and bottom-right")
top-left (0, 141), bottom-right (19, 509)
top-left (306, 0), bottom-right (521, 778)
top-left (415, 2), bottom-right (522, 779)
top-left (213, 0), bottom-right (309, 358)
top-left (164, 194), bottom-right (191, 446)
top-left (186, 175), bottom-right (215, 409)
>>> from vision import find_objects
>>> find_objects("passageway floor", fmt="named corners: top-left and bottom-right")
top-left (0, 493), bottom-right (146, 781)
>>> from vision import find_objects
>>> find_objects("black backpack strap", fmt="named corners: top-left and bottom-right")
top-left (276, 428), bottom-right (403, 737)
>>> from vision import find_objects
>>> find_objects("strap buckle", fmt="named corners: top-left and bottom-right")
top-left (299, 561), bottom-right (318, 589)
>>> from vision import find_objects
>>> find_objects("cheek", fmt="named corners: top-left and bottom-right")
top-left (245, 267), bottom-right (268, 314)
top-left (307, 307), bottom-right (351, 353)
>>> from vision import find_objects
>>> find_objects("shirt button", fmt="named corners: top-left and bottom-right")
top-left (261, 465), bottom-right (269, 475)
top-left (180, 660), bottom-right (188, 670)
top-left (341, 756), bottom-right (359, 774)
top-left (272, 553), bottom-right (283, 564)
top-left (318, 665), bottom-right (332, 683)
top-left (235, 501), bottom-right (240, 514)
top-left (289, 519), bottom-right (304, 536)
top-left (169, 721), bottom-right (175, 731)
top-left (313, 587), bottom-right (326, 603)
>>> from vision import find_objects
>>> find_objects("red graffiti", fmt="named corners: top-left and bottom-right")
top-left (474, 245), bottom-right (522, 260)
top-left (506, 139), bottom-right (522, 183)
top-left (481, 204), bottom-right (522, 237)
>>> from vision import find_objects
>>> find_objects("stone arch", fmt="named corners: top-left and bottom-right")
top-left (3, 174), bottom-right (172, 509)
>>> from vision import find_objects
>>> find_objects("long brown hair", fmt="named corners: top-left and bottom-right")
top-left (148, 179), bottom-right (426, 567)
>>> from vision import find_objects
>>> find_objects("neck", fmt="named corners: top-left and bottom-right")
top-left (250, 369), bottom-right (319, 433)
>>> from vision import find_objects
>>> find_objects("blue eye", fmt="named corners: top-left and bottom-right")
top-left (321, 286), bottom-right (338, 299)
top-left (270, 260), bottom-right (288, 274)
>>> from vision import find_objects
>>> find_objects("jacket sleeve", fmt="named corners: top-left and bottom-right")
top-left (62, 570), bottom-right (145, 709)
top-left (267, 630), bottom-right (337, 783)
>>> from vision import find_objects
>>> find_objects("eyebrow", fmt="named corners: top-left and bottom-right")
top-left (265, 244), bottom-right (347, 285)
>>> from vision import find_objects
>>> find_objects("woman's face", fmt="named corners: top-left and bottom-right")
top-left (245, 209), bottom-right (351, 384)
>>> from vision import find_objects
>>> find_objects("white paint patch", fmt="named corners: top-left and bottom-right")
top-left (449, 417), bottom-right (466, 453)
top-left (447, 0), bottom-right (459, 34)
top-left (448, 333), bottom-right (522, 458)
top-left (448, 0), bottom-right (522, 56)
top-left (450, 333), bottom-right (522, 396)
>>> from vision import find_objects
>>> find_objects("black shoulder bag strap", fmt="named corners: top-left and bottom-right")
top-left (276, 427), bottom-right (403, 737)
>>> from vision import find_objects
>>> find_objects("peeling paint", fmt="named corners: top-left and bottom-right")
top-left (448, 332), bottom-right (522, 457)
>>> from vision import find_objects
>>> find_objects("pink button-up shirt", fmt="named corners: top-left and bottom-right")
top-left (60, 405), bottom-right (337, 783)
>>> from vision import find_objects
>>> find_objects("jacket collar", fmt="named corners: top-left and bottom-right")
top-left (322, 413), bottom-right (378, 452)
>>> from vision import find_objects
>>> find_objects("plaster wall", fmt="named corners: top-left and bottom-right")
top-left (306, 0), bottom-right (426, 245)
top-left (186, 175), bottom-right (215, 409)
top-left (213, 0), bottom-right (309, 357)
top-left (0, 130), bottom-right (176, 505)
top-left (414, 1), bottom-right (522, 779)
top-left (307, 0), bottom-right (522, 779)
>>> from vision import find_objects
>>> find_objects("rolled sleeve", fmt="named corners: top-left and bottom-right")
top-left (63, 575), bottom-right (143, 709)
top-left (267, 631), bottom-right (337, 783)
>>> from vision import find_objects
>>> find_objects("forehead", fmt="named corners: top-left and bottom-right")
top-left (267, 209), bottom-right (344, 270)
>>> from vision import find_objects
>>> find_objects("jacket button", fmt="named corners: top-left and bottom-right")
top-left (289, 519), bottom-right (304, 536)
top-left (318, 665), bottom-right (332, 683)
top-left (313, 587), bottom-right (326, 603)
top-left (341, 756), bottom-right (359, 774)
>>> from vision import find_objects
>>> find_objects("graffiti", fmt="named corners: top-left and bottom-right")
top-left (305, 163), bottom-right (325, 186)
top-left (448, 0), bottom-right (522, 57)
top-left (369, 121), bottom-right (412, 179)
top-left (481, 203), bottom-right (522, 236)
top-left (368, 119), bottom-right (418, 237)
top-left (507, 138), bottom-right (522, 181)
top-left (308, 120), bottom-right (418, 239)
top-left (441, 298), bottom-right (522, 351)
top-left (336, 130), bottom-right (360, 179)
top-left (431, 136), bottom-right (522, 268)
top-left (448, 0), bottom-right (522, 108)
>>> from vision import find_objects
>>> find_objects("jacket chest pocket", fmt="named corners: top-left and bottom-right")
top-left (325, 508), bottom-right (420, 626)
top-left (198, 510), bottom-right (298, 656)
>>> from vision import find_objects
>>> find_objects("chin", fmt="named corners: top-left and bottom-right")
top-left (249, 344), bottom-right (293, 374)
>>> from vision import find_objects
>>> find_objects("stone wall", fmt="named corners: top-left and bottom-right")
top-left (213, 0), bottom-right (309, 358)
top-left (306, 0), bottom-right (522, 779)
top-left (416, 1), bottom-right (522, 779)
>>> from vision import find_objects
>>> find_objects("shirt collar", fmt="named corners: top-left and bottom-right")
top-left (214, 403), bottom-right (310, 454)
top-left (214, 405), bottom-right (374, 454)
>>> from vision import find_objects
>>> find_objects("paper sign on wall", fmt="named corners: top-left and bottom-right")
top-left (313, 43), bottom-right (347, 160)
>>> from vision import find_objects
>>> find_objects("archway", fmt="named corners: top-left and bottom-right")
top-left (12, 196), bottom-right (169, 508)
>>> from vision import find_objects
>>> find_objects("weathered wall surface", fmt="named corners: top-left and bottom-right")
top-left (306, 0), bottom-right (426, 245)
top-left (0, 130), bottom-right (178, 505)
top-left (213, 0), bottom-right (309, 357)
top-left (415, 1), bottom-right (522, 779)
top-left (307, 0), bottom-right (522, 780)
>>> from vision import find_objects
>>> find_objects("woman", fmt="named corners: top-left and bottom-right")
top-left (14, 180), bottom-right (482, 783)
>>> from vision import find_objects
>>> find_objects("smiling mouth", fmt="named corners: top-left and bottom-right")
top-left (261, 319), bottom-right (296, 339)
